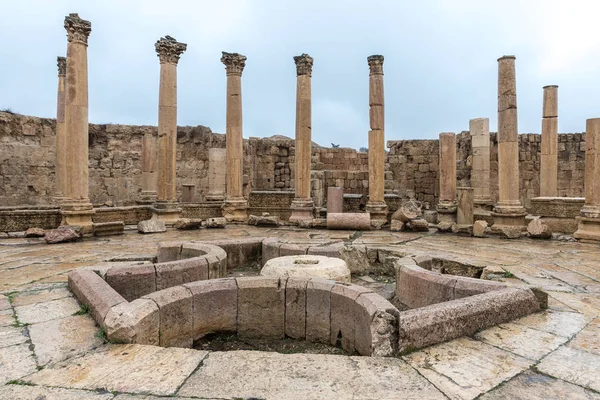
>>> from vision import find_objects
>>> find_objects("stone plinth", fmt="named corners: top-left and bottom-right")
top-left (206, 148), bottom-right (226, 201)
top-left (222, 52), bottom-right (248, 222)
top-left (540, 85), bottom-right (559, 197)
top-left (54, 56), bottom-right (67, 202)
top-left (290, 54), bottom-right (315, 223)
top-left (492, 56), bottom-right (526, 228)
top-left (457, 187), bottom-right (474, 226)
top-left (261, 255), bottom-right (351, 283)
top-left (470, 118), bottom-right (492, 208)
top-left (181, 184), bottom-right (195, 203)
top-left (575, 118), bottom-right (600, 240)
top-left (436, 132), bottom-right (457, 223)
top-left (327, 187), bottom-right (344, 214)
top-left (60, 13), bottom-right (95, 232)
top-left (139, 133), bottom-right (157, 204)
top-left (153, 35), bottom-right (186, 224)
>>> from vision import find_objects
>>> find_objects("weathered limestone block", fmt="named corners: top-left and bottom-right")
top-left (327, 213), bottom-right (371, 230)
top-left (45, 225), bottom-right (83, 244)
top-left (327, 187), bottom-right (344, 214)
top-left (354, 292), bottom-right (399, 357)
top-left (248, 213), bottom-right (280, 226)
top-left (143, 285), bottom-right (193, 348)
top-left (338, 245), bottom-right (370, 274)
top-left (137, 219), bottom-right (166, 234)
top-left (436, 221), bottom-right (454, 233)
top-left (236, 277), bottom-right (285, 339)
top-left (105, 264), bottom-right (157, 302)
top-left (395, 263), bottom-right (457, 308)
top-left (261, 255), bottom-right (351, 283)
top-left (184, 279), bottom-right (237, 340)
top-left (174, 218), bottom-right (202, 230)
top-left (104, 298), bottom-right (159, 345)
top-left (25, 227), bottom-right (45, 237)
top-left (205, 217), bottom-right (226, 228)
top-left (391, 200), bottom-right (421, 222)
top-left (93, 221), bottom-right (125, 236)
top-left (501, 226), bottom-right (522, 239)
top-left (390, 220), bottom-right (405, 232)
top-left (473, 220), bottom-right (488, 238)
top-left (285, 278), bottom-right (309, 339)
top-left (155, 259), bottom-right (208, 291)
top-left (305, 278), bottom-right (335, 344)
top-left (406, 218), bottom-right (429, 232)
top-left (528, 219), bottom-right (552, 239)
top-left (330, 283), bottom-right (372, 353)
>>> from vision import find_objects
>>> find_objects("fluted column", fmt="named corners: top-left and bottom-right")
top-left (492, 55), bottom-right (526, 227)
top-left (470, 118), bottom-right (492, 208)
top-left (152, 35), bottom-right (186, 223)
top-left (54, 56), bottom-right (67, 202)
top-left (574, 118), bottom-right (600, 240)
top-left (365, 55), bottom-right (388, 227)
top-left (138, 132), bottom-right (157, 204)
top-left (221, 52), bottom-right (248, 222)
top-left (60, 13), bottom-right (95, 231)
top-left (540, 85), bottom-right (559, 197)
top-left (436, 132), bottom-right (457, 223)
top-left (289, 53), bottom-right (315, 223)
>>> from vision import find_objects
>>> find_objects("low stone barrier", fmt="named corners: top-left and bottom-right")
top-left (205, 237), bottom-right (264, 269)
top-left (327, 213), bottom-right (371, 230)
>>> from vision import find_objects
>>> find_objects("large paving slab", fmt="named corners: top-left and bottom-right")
top-left (537, 346), bottom-right (600, 392)
top-left (178, 350), bottom-right (445, 400)
top-left (24, 344), bottom-right (208, 396)
top-left (14, 296), bottom-right (81, 325)
top-left (480, 370), bottom-right (600, 400)
top-left (11, 286), bottom-right (72, 307)
top-left (28, 314), bottom-right (104, 365)
top-left (403, 337), bottom-right (533, 400)
top-left (0, 325), bottom-right (27, 348)
top-left (511, 309), bottom-right (588, 337)
top-left (0, 343), bottom-right (37, 384)
top-left (568, 317), bottom-right (600, 355)
top-left (0, 384), bottom-right (114, 399)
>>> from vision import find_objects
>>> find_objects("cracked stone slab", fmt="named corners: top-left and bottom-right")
top-left (178, 350), bottom-right (445, 400)
top-left (0, 295), bottom-right (10, 311)
top-left (113, 394), bottom-right (211, 400)
top-left (28, 314), bottom-right (104, 366)
top-left (11, 286), bottom-right (72, 307)
top-left (0, 343), bottom-right (37, 384)
top-left (480, 370), bottom-right (600, 400)
top-left (24, 344), bottom-right (207, 396)
top-left (14, 297), bottom-right (81, 325)
top-left (537, 346), bottom-right (600, 392)
top-left (0, 384), bottom-right (114, 399)
top-left (512, 310), bottom-right (588, 338)
top-left (568, 317), bottom-right (600, 356)
top-left (403, 337), bottom-right (532, 400)
top-left (0, 309), bottom-right (14, 327)
top-left (548, 292), bottom-right (600, 319)
top-left (0, 325), bottom-right (28, 348)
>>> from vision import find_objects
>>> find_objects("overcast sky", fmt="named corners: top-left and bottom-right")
top-left (1, 0), bottom-right (600, 149)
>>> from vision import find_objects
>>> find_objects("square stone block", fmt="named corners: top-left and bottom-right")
top-left (306, 278), bottom-right (335, 344)
top-left (106, 264), bottom-right (157, 302)
top-left (155, 259), bottom-right (207, 291)
top-left (354, 292), bottom-right (399, 356)
top-left (143, 286), bottom-right (193, 348)
top-left (184, 278), bottom-right (237, 340)
top-left (237, 277), bottom-right (285, 339)
top-left (285, 278), bottom-right (309, 339)
top-left (156, 242), bottom-right (183, 263)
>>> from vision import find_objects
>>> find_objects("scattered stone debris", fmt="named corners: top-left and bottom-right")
top-left (174, 218), bottom-right (202, 230)
top-left (205, 217), bottom-right (227, 228)
top-left (137, 219), bottom-right (166, 234)
top-left (248, 213), bottom-right (279, 226)
top-left (25, 227), bottom-right (45, 237)
top-left (406, 218), bottom-right (429, 232)
top-left (436, 221), bottom-right (454, 233)
top-left (390, 220), bottom-right (404, 232)
top-left (473, 220), bottom-right (488, 238)
top-left (391, 200), bottom-right (422, 222)
top-left (45, 225), bottom-right (83, 244)
top-left (93, 221), bottom-right (125, 236)
top-left (500, 226), bottom-right (522, 239)
top-left (527, 219), bottom-right (552, 239)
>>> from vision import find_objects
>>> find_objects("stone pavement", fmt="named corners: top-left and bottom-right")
top-left (1, 226), bottom-right (599, 399)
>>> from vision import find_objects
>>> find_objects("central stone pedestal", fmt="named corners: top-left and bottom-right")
top-left (289, 198), bottom-right (314, 224)
top-left (222, 197), bottom-right (248, 222)
top-left (365, 201), bottom-right (388, 228)
top-left (60, 201), bottom-right (95, 233)
top-left (152, 201), bottom-right (181, 225)
top-left (261, 255), bottom-right (351, 282)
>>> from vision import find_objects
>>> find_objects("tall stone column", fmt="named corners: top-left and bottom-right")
top-left (289, 53), bottom-right (315, 223)
top-left (470, 118), bottom-right (492, 208)
top-left (60, 13), bottom-right (95, 231)
top-left (221, 52), bottom-right (248, 222)
top-left (152, 35), bottom-right (186, 223)
top-left (436, 132), bottom-right (457, 223)
top-left (540, 85), bottom-right (559, 197)
top-left (574, 118), bottom-right (600, 240)
top-left (206, 148), bottom-right (226, 201)
top-left (365, 55), bottom-right (388, 227)
top-left (138, 132), bottom-right (157, 204)
top-left (492, 55), bottom-right (526, 227)
top-left (54, 56), bottom-right (67, 202)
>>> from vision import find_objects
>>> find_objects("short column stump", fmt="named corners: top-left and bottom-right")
top-left (260, 255), bottom-right (351, 283)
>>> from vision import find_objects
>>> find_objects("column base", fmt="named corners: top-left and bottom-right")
top-left (436, 201), bottom-right (457, 224)
top-left (60, 200), bottom-right (95, 233)
top-left (137, 191), bottom-right (157, 205)
top-left (289, 198), bottom-right (315, 224)
top-left (222, 197), bottom-right (248, 223)
top-left (574, 216), bottom-right (600, 241)
top-left (580, 205), bottom-right (600, 219)
top-left (205, 193), bottom-right (226, 202)
top-left (474, 197), bottom-right (494, 212)
top-left (490, 208), bottom-right (527, 229)
top-left (152, 201), bottom-right (182, 225)
top-left (365, 201), bottom-right (388, 229)
top-left (53, 196), bottom-right (67, 205)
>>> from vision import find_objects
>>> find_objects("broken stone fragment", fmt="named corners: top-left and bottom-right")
top-left (527, 219), bottom-right (552, 239)
top-left (248, 214), bottom-right (280, 226)
top-left (205, 217), bottom-right (227, 228)
top-left (406, 218), bottom-right (429, 232)
top-left (391, 200), bottom-right (422, 222)
top-left (137, 219), bottom-right (166, 234)
top-left (45, 225), bottom-right (83, 244)
top-left (174, 218), bottom-right (202, 230)
top-left (473, 220), bottom-right (488, 237)
top-left (25, 227), bottom-right (45, 237)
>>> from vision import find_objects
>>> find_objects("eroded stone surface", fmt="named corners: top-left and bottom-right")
top-left (537, 346), bottom-right (600, 392)
top-left (568, 317), bottom-right (600, 355)
top-left (0, 384), bottom-right (114, 399)
top-left (14, 297), bottom-right (80, 325)
top-left (0, 343), bottom-right (37, 384)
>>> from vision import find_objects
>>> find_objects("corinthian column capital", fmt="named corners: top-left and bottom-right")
top-left (367, 55), bottom-right (384, 75)
top-left (294, 53), bottom-right (313, 77)
top-left (221, 52), bottom-right (247, 76)
top-left (155, 36), bottom-right (187, 65)
top-left (64, 13), bottom-right (91, 45)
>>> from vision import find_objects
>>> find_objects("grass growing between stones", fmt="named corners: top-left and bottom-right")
top-left (95, 327), bottom-right (108, 343)
top-left (73, 304), bottom-right (90, 316)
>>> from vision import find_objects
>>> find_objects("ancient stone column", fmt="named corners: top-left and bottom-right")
top-left (492, 55), bottom-right (526, 228)
top-left (540, 85), bottom-right (559, 197)
top-left (365, 55), bottom-right (388, 227)
top-left (457, 187), bottom-right (474, 225)
top-left (470, 118), bottom-right (492, 208)
top-left (436, 132), bottom-right (457, 223)
top-left (574, 118), bottom-right (600, 240)
top-left (138, 132), bottom-right (158, 204)
top-left (60, 13), bottom-right (95, 231)
top-left (206, 148), bottom-right (226, 201)
top-left (152, 36), bottom-right (186, 224)
top-left (289, 53), bottom-right (315, 223)
top-left (54, 56), bottom-right (67, 202)
top-left (221, 52), bottom-right (248, 222)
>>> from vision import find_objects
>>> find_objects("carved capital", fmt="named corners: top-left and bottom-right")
top-left (155, 36), bottom-right (187, 65)
top-left (221, 52), bottom-right (246, 76)
top-left (57, 56), bottom-right (66, 76)
top-left (367, 55), bottom-right (384, 75)
top-left (64, 13), bottom-right (91, 45)
top-left (294, 53), bottom-right (313, 77)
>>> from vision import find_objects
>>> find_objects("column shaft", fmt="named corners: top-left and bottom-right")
top-left (55, 56), bottom-right (67, 201)
top-left (139, 132), bottom-right (157, 203)
top-left (470, 118), bottom-right (491, 206)
top-left (437, 132), bottom-right (457, 223)
top-left (540, 85), bottom-right (558, 197)
top-left (574, 118), bottom-right (600, 240)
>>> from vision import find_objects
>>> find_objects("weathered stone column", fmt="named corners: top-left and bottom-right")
top-left (138, 132), bottom-right (157, 204)
top-left (152, 36), bottom-right (186, 224)
top-left (365, 55), bottom-right (388, 227)
top-left (436, 132), bottom-right (457, 223)
top-left (574, 118), bottom-right (600, 240)
top-left (221, 52), bottom-right (248, 222)
top-left (206, 148), bottom-right (226, 201)
top-left (470, 118), bottom-right (492, 208)
top-left (540, 85), bottom-right (559, 197)
top-left (290, 53), bottom-right (315, 223)
top-left (54, 56), bottom-right (67, 202)
top-left (492, 55), bottom-right (526, 227)
top-left (60, 13), bottom-right (95, 231)
top-left (457, 187), bottom-right (474, 226)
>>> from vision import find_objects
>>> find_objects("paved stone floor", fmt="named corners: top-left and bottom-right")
top-left (1, 226), bottom-right (599, 399)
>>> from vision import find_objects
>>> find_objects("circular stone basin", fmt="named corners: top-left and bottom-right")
top-left (260, 255), bottom-right (351, 282)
